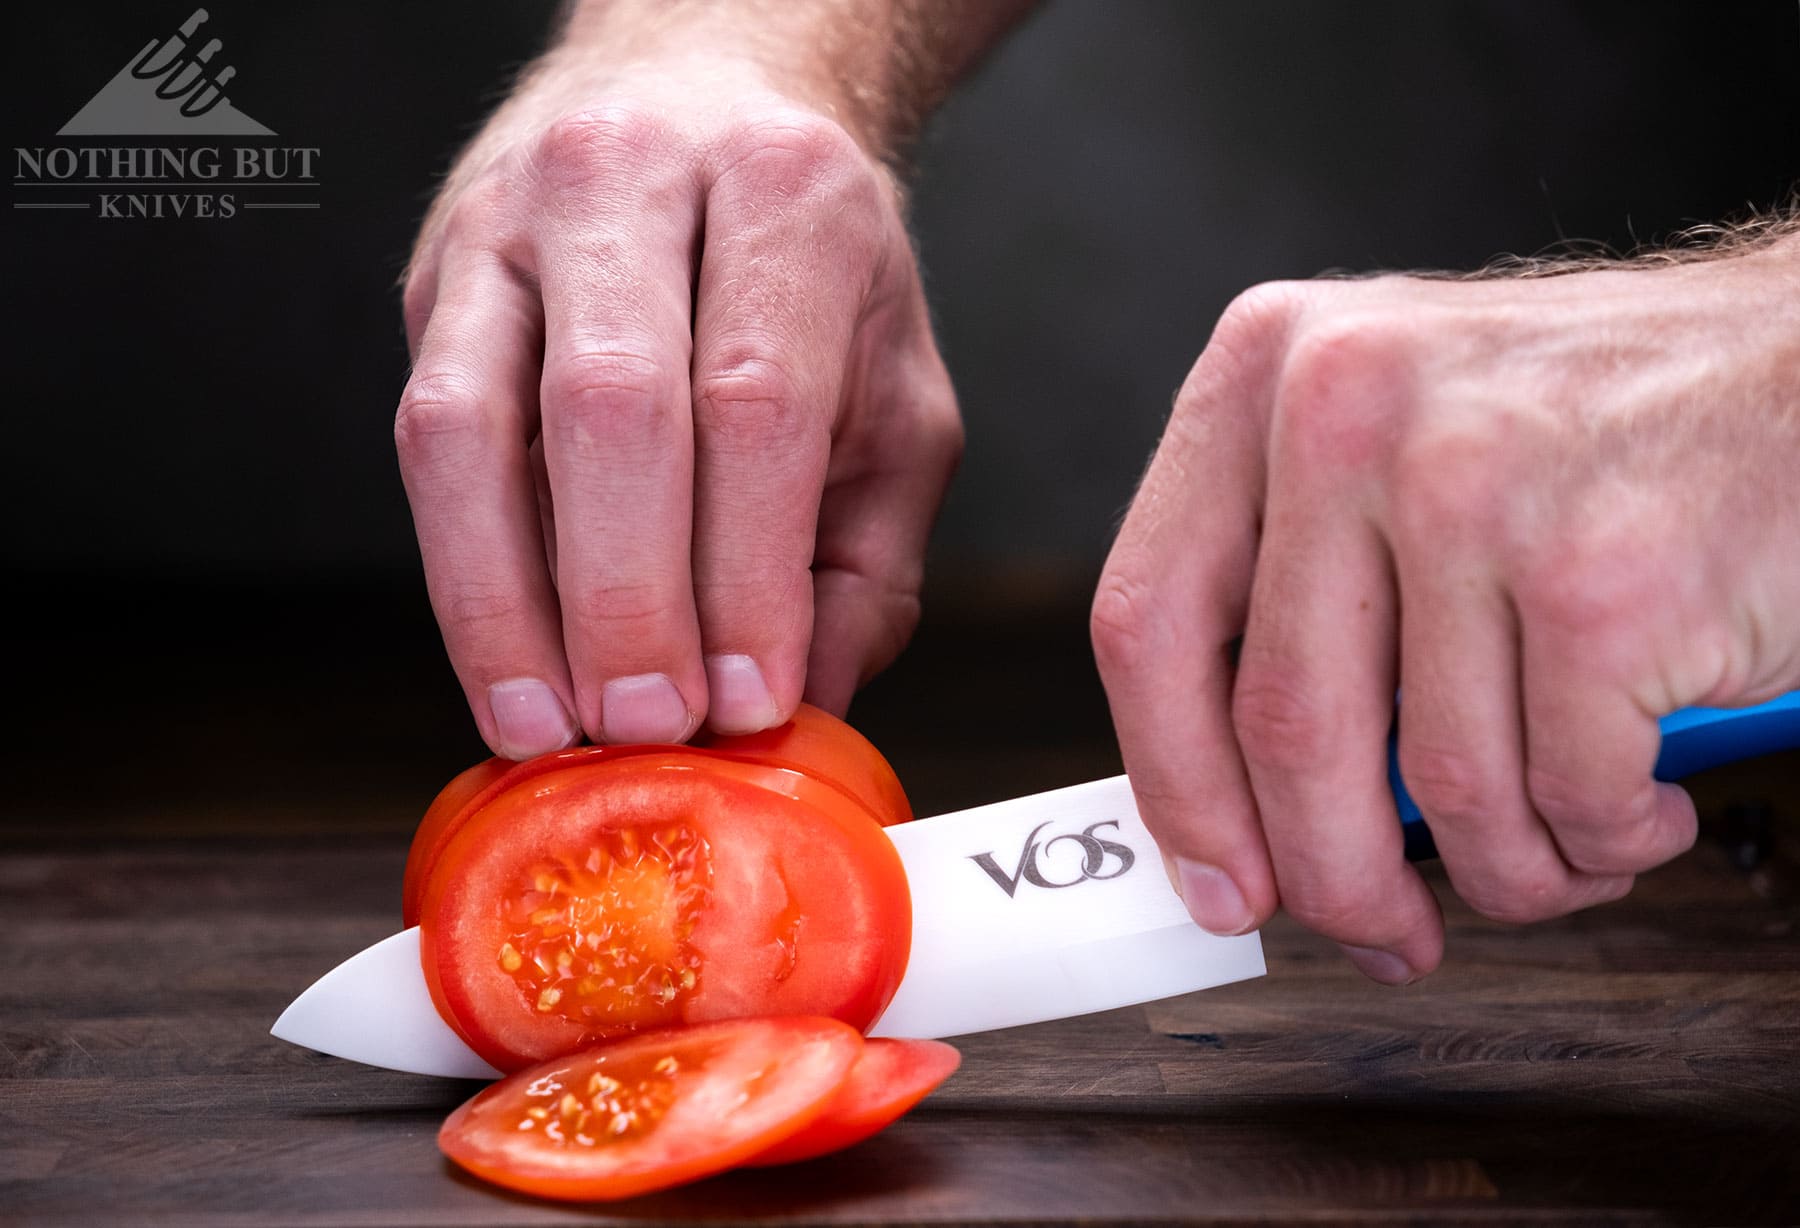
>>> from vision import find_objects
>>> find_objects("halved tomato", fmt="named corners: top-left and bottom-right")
top-left (417, 753), bottom-right (912, 1072)
top-left (439, 1016), bottom-right (863, 1202)
top-left (747, 1037), bottom-right (961, 1166)
top-left (402, 704), bottom-right (909, 929)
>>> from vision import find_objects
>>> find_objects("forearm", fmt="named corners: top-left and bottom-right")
top-left (551, 0), bottom-right (1039, 165)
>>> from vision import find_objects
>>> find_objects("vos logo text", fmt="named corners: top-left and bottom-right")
top-left (969, 821), bottom-right (1136, 898)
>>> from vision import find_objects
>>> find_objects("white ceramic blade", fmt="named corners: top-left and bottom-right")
top-left (271, 928), bottom-right (502, 1079)
top-left (271, 774), bottom-right (1263, 1074)
top-left (869, 774), bottom-right (1263, 1037)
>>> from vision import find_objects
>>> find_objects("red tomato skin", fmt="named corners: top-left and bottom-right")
top-left (696, 703), bottom-right (914, 827)
top-left (439, 1017), bottom-right (864, 1202)
top-left (746, 1037), bottom-right (961, 1166)
top-left (418, 754), bottom-right (912, 1073)
top-left (400, 757), bottom-right (509, 927)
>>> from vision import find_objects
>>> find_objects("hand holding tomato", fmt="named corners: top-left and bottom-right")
top-left (396, 3), bottom-right (974, 758)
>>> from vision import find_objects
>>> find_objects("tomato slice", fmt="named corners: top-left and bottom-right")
top-left (401, 756), bottom-right (510, 926)
top-left (402, 705), bottom-right (908, 929)
top-left (418, 754), bottom-right (911, 1072)
top-left (439, 1017), bottom-right (864, 1202)
top-left (695, 703), bottom-right (914, 827)
top-left (746, 1037), bottom-right (961, 1166)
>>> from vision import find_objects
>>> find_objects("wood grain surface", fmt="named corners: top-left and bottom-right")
top-left (3, 588), bottom-right (1797, 1225)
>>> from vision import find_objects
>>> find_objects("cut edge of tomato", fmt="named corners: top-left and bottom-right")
top-left (744, 1037), bottom-right (961, 1167)
top-left (402, 710), bottom-right (908, 930)
top-left (693, 744), bottom-right (908, 827)
top-left (694, 704), bottom-right (914, 828)
top-left (401, 743), bottom-right (680, 928)
top-left (437, 1016), bottom-right (866, 1202)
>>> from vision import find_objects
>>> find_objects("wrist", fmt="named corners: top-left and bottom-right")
top-left (548, 0), bottom-right (1037, 167)
top-left (547, 0), bottom-right (905, 162)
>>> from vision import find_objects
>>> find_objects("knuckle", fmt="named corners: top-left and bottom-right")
top-left (1555, 803), bottom-right (1690, 878)
top-left (1213, 281), bottom-right (1306, 350)
top-left (928, 402), bottom-right (966, 480)
top-left (1231, 669), bottom-right (1335, 776)
top-left (543, 350), bottom-right (671, 445)
top-left (534, 105), bottom-right (672, 187)
top-left (911, 384), bottom-right (965, 469)
top-left (1558, 842), bottom-right (1639, 879)
top-left (1514, 522), bottom-right (1651, 638)
top-left (817, 568), bottom-right (923, 683)
top-left (1274, 315), bottom-right (1409, 472)
top-left (1282, 881), bottom-right (1384, 942)
top-left (881, 388), bottom-right (964, 495)
top-left (1089, 571), bottom-right (1165, 680)
top-left (699, 566), bottom-right (811, 619)
top-left (394, 370), bottom-right (485, 464)
top-left (1592, 873), bottom-right (1638, 907)
top-left (714, 111), bottom-right (885, 256)
top-left (1524, 762), bottom-right (1616, 832)
top-left (692, 355), bottom-right (813, 451)
top-left (1173, 282), bottom-right (1305, 414)
top-left (718, 110), bottom-right (862, 187)
top-left (877, 352), bottom-right (965, 468)
top-left (1390, 426), bottom-right (1509, 549)
top-left (872, 587), bottom-right (923, 670)
top-left (1458, 874), bottom-right (1568, 926)
top-left (563, 579), bottom-right (675, 639)
top-left (441, 584), bottom-right (533, 643)
top-left (437, 179), bottom-right (516, 248)
top-left (1397, 739), bottom-right (1501, 827)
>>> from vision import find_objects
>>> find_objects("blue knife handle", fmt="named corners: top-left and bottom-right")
top-left (1392, 689), bottom-right (1800, 862)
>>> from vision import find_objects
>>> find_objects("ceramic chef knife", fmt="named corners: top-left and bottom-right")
top-left (272, 690), bottom-right (1799, 1078)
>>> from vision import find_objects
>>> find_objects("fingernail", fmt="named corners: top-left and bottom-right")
top-left (1174, 858), bottom-right (1256, 936)
top-left (1340, 944), bottom-right (1420, 986)
top-left (704, 654), bottom-right (779, 734)
top-left (486, 678), bottom-right (578, 761)
top-left (601, 672), bottom-right (694, 744)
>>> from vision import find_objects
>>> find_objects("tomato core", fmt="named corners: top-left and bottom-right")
top-left (496, 821), bottom-right (711, 1038)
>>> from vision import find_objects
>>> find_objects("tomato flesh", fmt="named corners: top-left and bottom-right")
top-left (748, 1037), bottom-right (961, 1166)
top-left (402, 705), bottom-right (910, 930)
top-left (419, 754), bottom-right (911, 1072)
top-left (439, 1017), bottom-right (864, 1202)
top-left (401, 744), bottom-right (671, 929)
top-left (495, 818), bottom-right (709, 1035)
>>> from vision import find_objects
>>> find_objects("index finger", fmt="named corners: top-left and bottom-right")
top-left (1089, 291), bottom-right (1289, 937)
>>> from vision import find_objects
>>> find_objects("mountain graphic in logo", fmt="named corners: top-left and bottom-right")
top-left (59, 8), bottom-right (274, 136)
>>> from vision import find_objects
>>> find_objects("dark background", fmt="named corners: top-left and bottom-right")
top-left (5, 1), bottom-right (1799, 830)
